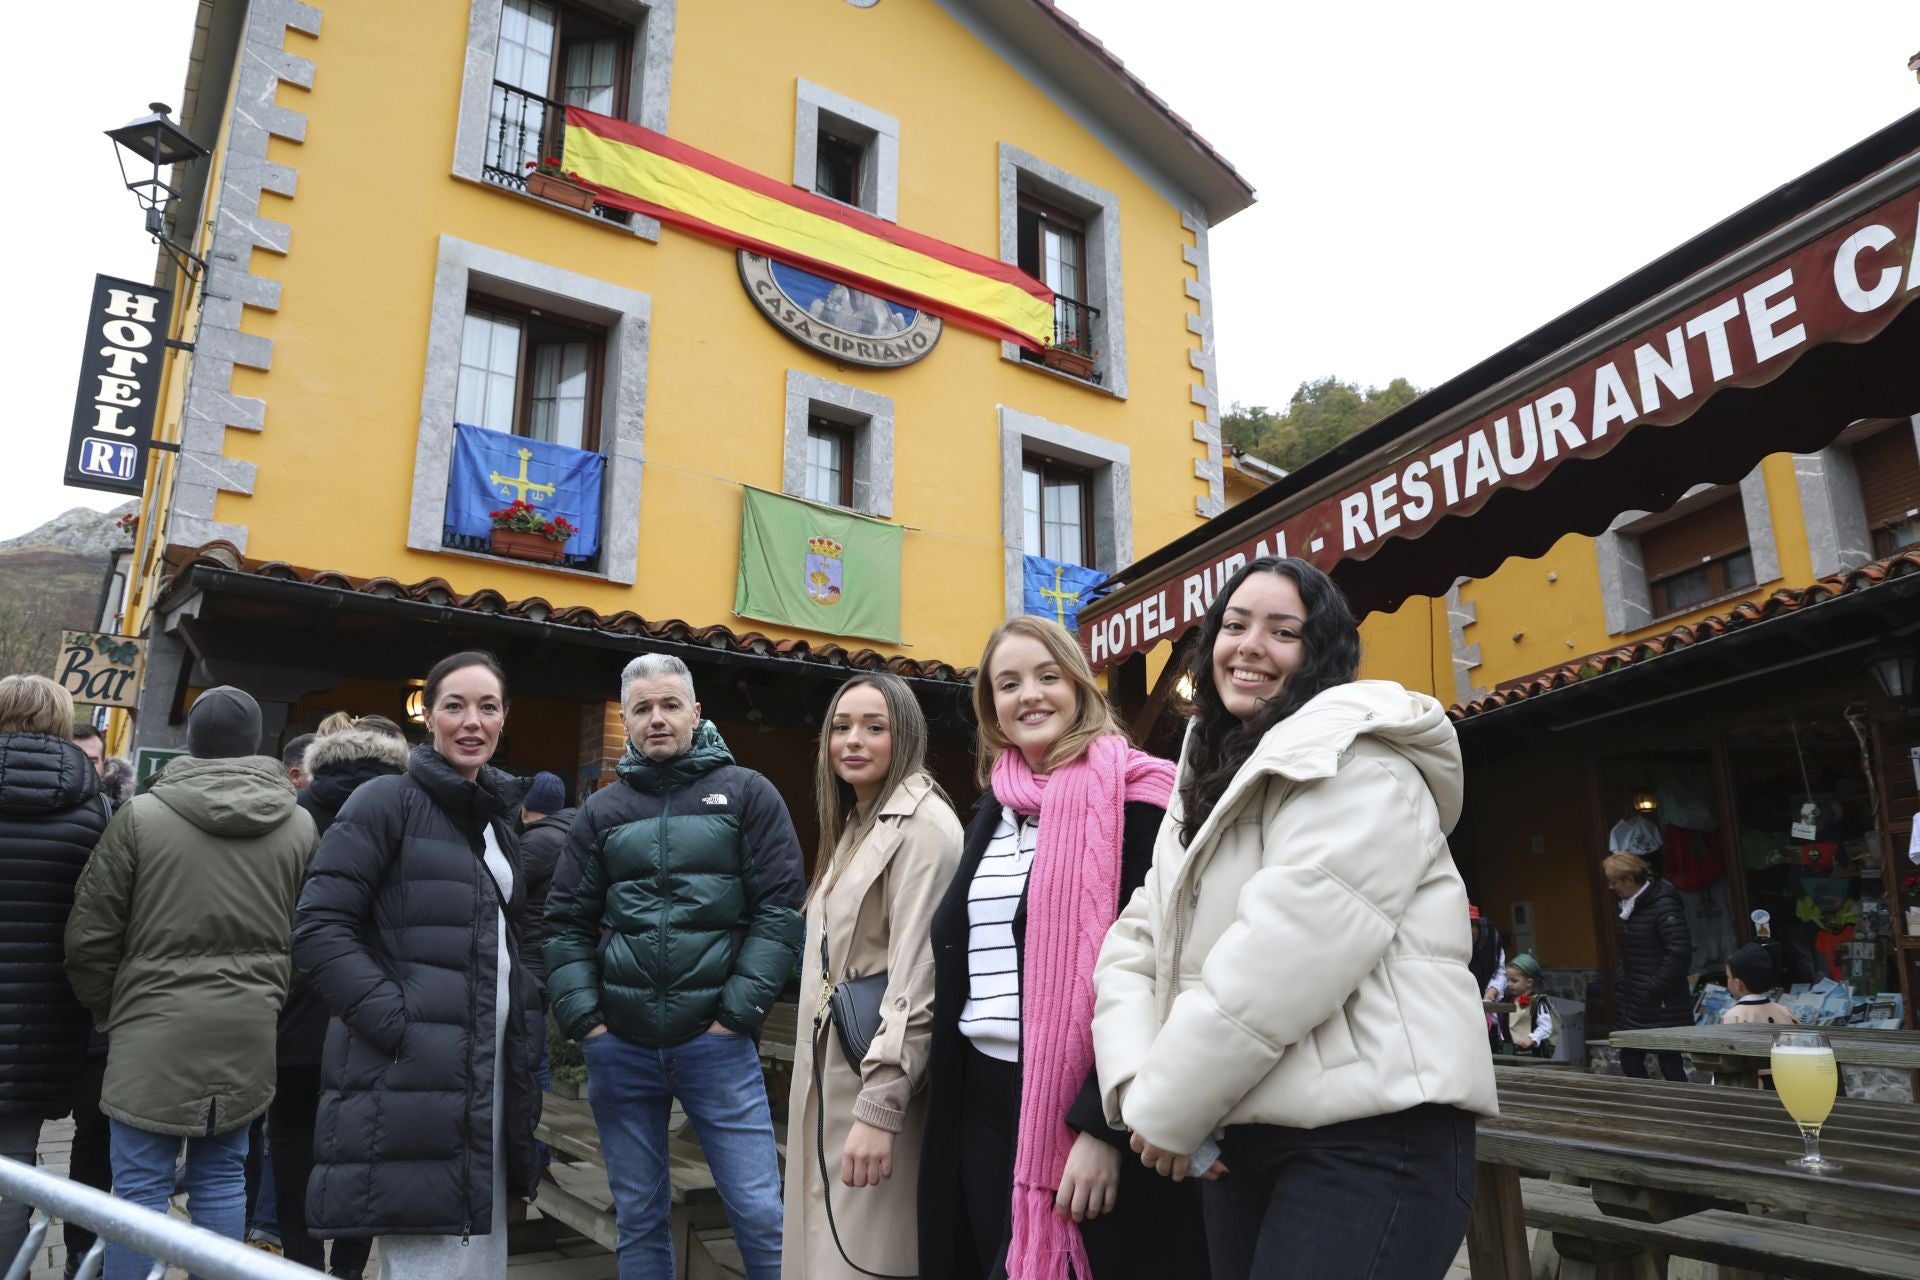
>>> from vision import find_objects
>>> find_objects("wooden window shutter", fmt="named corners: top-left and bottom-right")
top-left (1640, 496), bottom-right (1749, 582)
top-left (1855, 426), bottom-right (1920, 532)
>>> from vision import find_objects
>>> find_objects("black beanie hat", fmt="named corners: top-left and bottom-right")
top-left (1728, 942), bottom-right (1777, 993)
top-left (187, 686), bottom-right (263, 760)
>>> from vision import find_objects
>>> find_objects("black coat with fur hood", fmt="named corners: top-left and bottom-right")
top-left (278, 726), bottom-right (411, 1067)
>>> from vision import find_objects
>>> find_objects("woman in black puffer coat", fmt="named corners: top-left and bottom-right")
top-left (1603, 851), bottom-right (1694, 1082)
top-left (271, 718), bottom-right (410, 1277)
top-left (292, 654), bottom-right (540, 1278)
top-left (0, 677), bottom-right (109, 1264)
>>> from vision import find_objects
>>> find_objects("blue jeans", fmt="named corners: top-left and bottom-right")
top-left (583, 1028), bottom-right (782, 1280)
top-left (107, 1119), bottom-right (250, 1280)
top-left (1203, 1104), bottom-right (1476, 1280)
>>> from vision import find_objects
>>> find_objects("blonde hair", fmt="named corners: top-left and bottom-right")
top-left (970, 616), bottom-right (1124, 787)
top-left (1602, 851), bottom-right (1652, 885)
top-left (315, 711), bottom-right (358, 735)
top-left (810, 672), bottom-right (943, 901)
top-left (0, 675), bottom-right (75, 737)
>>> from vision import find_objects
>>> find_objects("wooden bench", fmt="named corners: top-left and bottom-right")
top-left (536, 1092), bottom-right (730, 1278)
top-left (1493, 1054), bottom-right (1584, 1070)
top-left (1520, 1176), bottom-right (1920, 1280)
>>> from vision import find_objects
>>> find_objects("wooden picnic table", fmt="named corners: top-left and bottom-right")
top-left (1468, 1067), bottom-right (1920, 1278)
top-left (1611, 1024), bottom-right (1920, 1069)
top-left (1612, 1024), bottom-right (1920, 1093)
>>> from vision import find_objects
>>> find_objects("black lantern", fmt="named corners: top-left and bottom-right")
top-left (107, 103), bottom-right (210, 249)
top-left (1866, 642), bottom-right (1919, 711)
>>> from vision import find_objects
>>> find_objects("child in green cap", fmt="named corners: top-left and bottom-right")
top-left (1501, 954), bottom-right (1555, 1059)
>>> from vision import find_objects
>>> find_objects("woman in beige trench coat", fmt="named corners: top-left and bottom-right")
top-left (783, 672), bottom-right (964, 1279)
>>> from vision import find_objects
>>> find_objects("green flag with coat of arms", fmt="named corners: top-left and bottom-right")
top-left (734, 486), bottom-right (903, 644)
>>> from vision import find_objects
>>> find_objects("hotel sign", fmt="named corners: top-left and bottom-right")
top-left (64, 274), bottom-right (171, 496)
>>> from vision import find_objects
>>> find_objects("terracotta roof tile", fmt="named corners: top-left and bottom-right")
top-left (1449, 550), bottom-right (1920, 721)
top-left (162, 544), bottom-right (976, 684)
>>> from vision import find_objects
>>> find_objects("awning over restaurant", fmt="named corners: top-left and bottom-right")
top-left (1082, 109), bottom-right (1920, 671)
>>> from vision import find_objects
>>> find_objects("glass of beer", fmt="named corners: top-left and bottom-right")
top-left (1771, 1029), bottom-right (1841, 1173)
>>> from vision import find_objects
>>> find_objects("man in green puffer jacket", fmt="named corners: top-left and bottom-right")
top-left (545, 654), bottom-right (804, 1280)
top-left (65, 687), bottom-right (316, 1279)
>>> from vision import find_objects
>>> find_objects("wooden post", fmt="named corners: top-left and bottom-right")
top-left (1467, 1161), bottom-right (1530, 1278)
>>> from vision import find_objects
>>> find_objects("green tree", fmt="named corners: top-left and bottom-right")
top-left (1223, 375), bottom-right (1421, 474)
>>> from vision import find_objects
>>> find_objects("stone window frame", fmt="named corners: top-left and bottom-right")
top-left (1594, 466), bottom-right (1780, 635)
top-left (451, 0), bottom-right (676, 241)
top-left (792, 79), bottom-right (899, 222)
top-left (999, 406), bottom-right (1130, 619)
top-left (998, 143), bottom-right (1127, 400)
top-left (1794, 416), bottom-right (1920, 578)
top-left (781, 371), bottom-right (894, 518)
top-left (408, 235), bottom-right (650, 585)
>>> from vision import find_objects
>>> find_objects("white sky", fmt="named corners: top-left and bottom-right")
top-left (10, 1), bottom-right (1917, 539)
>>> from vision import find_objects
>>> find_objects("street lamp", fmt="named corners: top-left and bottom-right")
top-left (106, 103), bottom-right (210, 287)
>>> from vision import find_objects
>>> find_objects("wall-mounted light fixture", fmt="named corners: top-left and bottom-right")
top-left (106, 103), bottom-right (211, 295)
top-left (1866, 641), bottom-right (1919, 712)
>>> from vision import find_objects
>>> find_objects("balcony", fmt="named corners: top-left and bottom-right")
top-left (1026, 293), bottom-right (1103, 384)
top-left (482, 82), bottom-right (630, 226)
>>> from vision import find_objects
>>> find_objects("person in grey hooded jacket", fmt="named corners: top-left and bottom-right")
top-left (65, 686), bottom-right (316, 1280)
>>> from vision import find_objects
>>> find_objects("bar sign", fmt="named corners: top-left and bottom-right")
top-left (64, 273), bottom-right (172, 496)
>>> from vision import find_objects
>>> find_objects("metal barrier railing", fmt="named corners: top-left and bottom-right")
top-left (1, 1155), bottom-right (317, 1280)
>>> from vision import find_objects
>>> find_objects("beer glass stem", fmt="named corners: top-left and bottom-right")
top-left (1800, 1126), bottom-right (1823, 1166)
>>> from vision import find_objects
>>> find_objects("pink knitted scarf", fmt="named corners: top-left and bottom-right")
top-left (992, 733), bottom-right (1175, 1280)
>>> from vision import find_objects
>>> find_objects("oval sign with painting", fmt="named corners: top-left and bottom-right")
top-left (738, 251), bottom-right (941, 369)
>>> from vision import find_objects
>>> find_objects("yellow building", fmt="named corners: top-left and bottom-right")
top-left (118, 0), bottom-right (1253, 817)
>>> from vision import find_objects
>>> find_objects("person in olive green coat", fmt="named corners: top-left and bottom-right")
top-left (64, 687), bottom-right (316, 1280)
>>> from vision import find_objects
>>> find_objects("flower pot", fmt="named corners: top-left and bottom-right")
top-left (1041, 346), bottom-right (1096, 379)
top-left (1907, 907), bottom-right (1920, 937)
top-left (550, 1075), bottom-right (587, 1102)
top-left (490, 528), bottom-right (567, 563)
top-left (526, 171), bottom-right (597, 212)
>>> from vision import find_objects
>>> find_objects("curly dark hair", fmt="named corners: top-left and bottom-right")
top-left (1177, 557), bottom-right (1361, 846)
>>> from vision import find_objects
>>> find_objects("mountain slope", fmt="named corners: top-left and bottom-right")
top-left (0, 505), bottom-right (135, 678)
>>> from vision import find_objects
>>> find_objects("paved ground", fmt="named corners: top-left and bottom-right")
top-left (20, 1120), bottom-right (1489, 1278)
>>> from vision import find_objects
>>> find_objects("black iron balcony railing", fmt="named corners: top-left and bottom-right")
top-left (1050, 293), bottom-right (1100, 356)
top-left (1024, 293), bottom-right (1103, 383)
top-left (482, 81), bottom-right (628, 226)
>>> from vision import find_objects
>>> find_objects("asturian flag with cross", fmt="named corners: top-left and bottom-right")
top-left (1022, 555), bottom-right (1106, 632)
top-left (446, 424), bottom-right (605, 559)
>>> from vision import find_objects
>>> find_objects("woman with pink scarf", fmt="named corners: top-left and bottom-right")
top-left (917, 617), bottom-right (1206, 1280)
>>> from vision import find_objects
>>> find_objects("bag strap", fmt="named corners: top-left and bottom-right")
top-left (812, 1006), bottom-right (916, 1279)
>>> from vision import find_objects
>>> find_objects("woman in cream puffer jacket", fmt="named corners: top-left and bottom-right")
top-left (1093, 558), bottom-right (1496, 1280)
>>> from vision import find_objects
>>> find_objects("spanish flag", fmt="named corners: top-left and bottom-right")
top-left (561, 107), bottom-right (1057, 350)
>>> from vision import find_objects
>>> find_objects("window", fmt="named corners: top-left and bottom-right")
top-left (814, 128), bottom-right (865, 206)
top-left (1854, 425), bottom-right (1920, 557)
top-left (998, 147), bottom-right (1125, 395)
top-left (1023, 454), bottom-right (1092, 566)
top-left (781, 372), bottom-right (894, 518)
top-left (409, 236), bottom-right (652, 585)
top-left (792, 83), bottom-right (898, 221)
top-left (804, 416), bottom-right (854, 507)
top-left (486, 0), bottom-right (633, 186)
top-left (1641, 496), bottom-right (1754, 616)
top-left (455, 298), bottom-right (604, 451)
top-left (1017, 195), bottom-right (1092, 360)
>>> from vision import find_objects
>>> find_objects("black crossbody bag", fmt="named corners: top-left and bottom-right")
top-left (813, 929), bottom-right (915, 1279)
